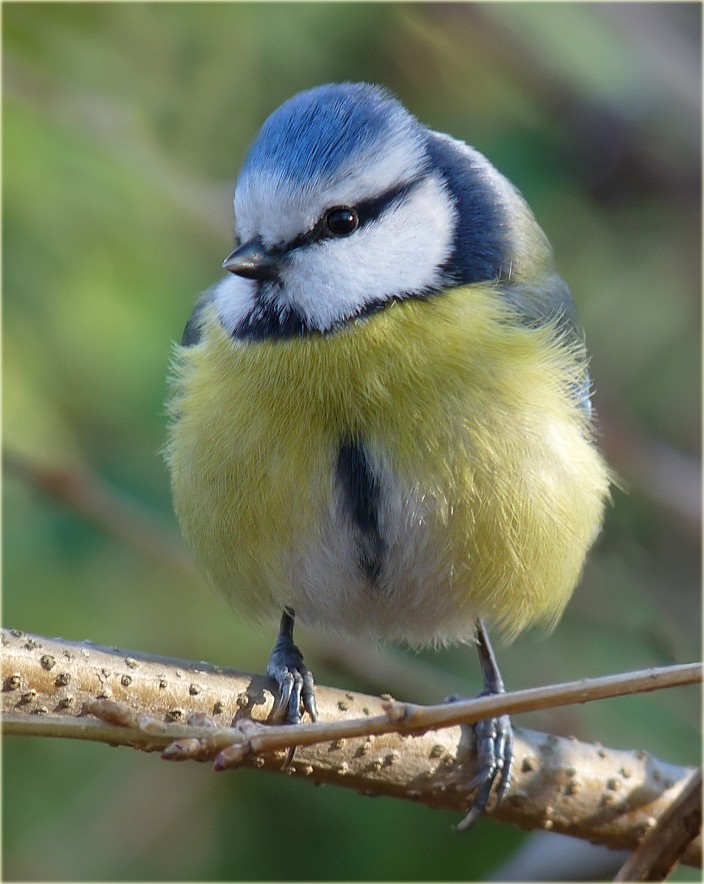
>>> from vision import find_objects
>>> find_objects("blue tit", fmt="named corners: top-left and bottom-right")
top-left (165, 82), bottom-right (611, 823)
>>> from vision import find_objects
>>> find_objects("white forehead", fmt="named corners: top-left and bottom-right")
top-left (233, 84), bottom-right (428, 247)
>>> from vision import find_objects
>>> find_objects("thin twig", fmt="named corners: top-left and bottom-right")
top-left (210, 662), bottom-right (701, 767)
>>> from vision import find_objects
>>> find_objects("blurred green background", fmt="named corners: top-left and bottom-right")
top-left (3, 3), bottom-right (701, 880)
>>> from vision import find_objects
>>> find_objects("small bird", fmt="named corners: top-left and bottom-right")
top-left (165, 82), bottom-right (611, 826)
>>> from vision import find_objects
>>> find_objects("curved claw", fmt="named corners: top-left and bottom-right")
top-left (269, 666), bottom-right (294, 722)
top-left (456, 774), bottom-right (495, 832)
top-left (301, 668), bottom-right (318, 721)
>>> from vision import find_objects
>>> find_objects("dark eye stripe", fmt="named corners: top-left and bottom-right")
top-left (282, 176), bottom-right (424, 254)
top-left (354, 176), bottom-right (421, 226)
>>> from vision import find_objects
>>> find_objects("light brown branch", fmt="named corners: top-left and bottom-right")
top-left (615, 768), bottom-right (702, 881)
top-left (2, 628), bottom-right (700, 867)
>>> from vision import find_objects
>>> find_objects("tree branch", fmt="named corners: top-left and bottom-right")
top-left (2, 628), bottom-right (700, 868)
top-left (615, 768), bottom-right (702, 881)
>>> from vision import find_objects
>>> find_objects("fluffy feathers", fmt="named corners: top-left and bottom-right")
top-left (165, 82), bottom-right (611, 648)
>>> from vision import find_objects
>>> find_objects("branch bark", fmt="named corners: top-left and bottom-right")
top-left (615, 769), bottom-right (702, 881)
top-left (2, 628), bottom-right (700, 868)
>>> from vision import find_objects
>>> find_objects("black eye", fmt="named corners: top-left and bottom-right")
top-left (324, 207), bottom-right (359, 237)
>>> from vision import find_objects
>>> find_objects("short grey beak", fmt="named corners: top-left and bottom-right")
top-left (222, 238), bottom-right (280, 280)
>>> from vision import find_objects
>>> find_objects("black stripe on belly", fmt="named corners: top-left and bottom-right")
top-left (336, 440), bottom-right (387, 584)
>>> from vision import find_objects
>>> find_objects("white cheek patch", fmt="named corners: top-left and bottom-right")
top-left (280, 172), bottom-right (456, 330)
top-left (212, 273), bottom-right (256, 335)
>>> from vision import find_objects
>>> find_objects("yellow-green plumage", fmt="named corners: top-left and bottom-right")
top-left (166, 282), bottom-right (611, 646)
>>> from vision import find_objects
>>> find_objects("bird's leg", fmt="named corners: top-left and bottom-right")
top-left (452, 618), bottom-right (515, 832)
top-left (266, 607), bottom-right (318, 725)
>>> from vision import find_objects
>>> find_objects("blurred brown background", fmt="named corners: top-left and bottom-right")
top-left (3, 3), bottom-right (701, 880)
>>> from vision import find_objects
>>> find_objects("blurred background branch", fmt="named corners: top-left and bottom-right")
top-left (3, 446), bottom-right (471, 702)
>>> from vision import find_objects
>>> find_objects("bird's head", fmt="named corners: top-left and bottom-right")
top-left (216, 83), bottom-right (554, 339)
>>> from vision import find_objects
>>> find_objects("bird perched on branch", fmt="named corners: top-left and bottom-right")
top-left (165, 82), bottom-right (611, 827)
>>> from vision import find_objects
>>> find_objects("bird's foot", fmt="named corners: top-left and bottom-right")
top-left (449, 618), bottom-right (515, 831)
top-left (266, 607), bottom-right (317, 725)
top-left (447, 693), bottom-right (514, 832)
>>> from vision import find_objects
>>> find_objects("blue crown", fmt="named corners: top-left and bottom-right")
top-left (239, 83), bottom-right (422, 186)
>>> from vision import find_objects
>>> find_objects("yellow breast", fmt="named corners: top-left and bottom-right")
top-left (165, 284), bottom-right (611, 644)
